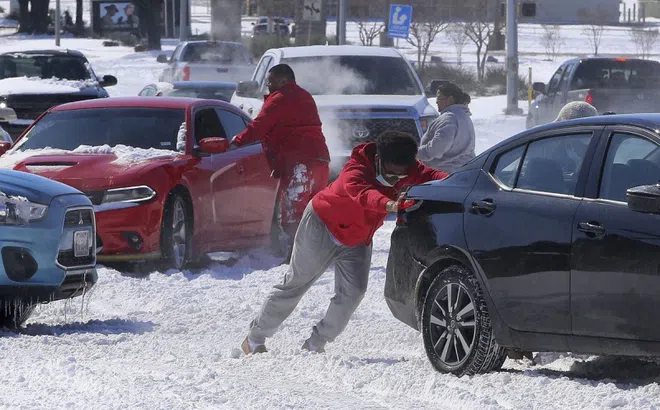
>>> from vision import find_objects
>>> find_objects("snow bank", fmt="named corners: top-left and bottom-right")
top-left (0, 76), bottom-right (99, 95)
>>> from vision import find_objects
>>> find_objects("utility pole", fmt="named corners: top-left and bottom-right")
top-left (504, 0), bottom-right (522, 115)
top-left (338, 0), bottom-right (346, 44)
top-left (55, 0), bottom-right (61, 46)
top-left (179, 0), bottom-right (187, 41)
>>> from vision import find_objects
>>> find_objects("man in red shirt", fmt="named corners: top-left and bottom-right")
top-left (241, 131), bottom-right (448, 355)
top-left (231, 64), bottom-right (330, 260)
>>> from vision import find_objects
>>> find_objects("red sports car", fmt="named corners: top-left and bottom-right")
top-left (0, 97), bottom-right (280, 269)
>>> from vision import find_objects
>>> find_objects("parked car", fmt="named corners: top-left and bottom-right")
top-left (156, 41), bottom-right (254, 83)
top-left (0, 49), bottom-right (117, 139)
top-left (251, 17), bottom-right (290, 38)
top-left (231, 45), bottom-right (438, 178)
top-left (138, 81), bottom-right (237, 102)
top-left (527, 57), bottom-right (660, 128)
top-left (386, 113), bottom-right (660, 376)
top-left (0, 167), bottom-right (97, 327)
top-left (0, 97), bottom-right (279, 270)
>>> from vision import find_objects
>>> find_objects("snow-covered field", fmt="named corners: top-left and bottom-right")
top-left (0, 16), bottom-right (656, 410)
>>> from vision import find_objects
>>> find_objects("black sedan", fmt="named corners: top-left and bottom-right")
top-left (386, 113), bottom-right (660, 376)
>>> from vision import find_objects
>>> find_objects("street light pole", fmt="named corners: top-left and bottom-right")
top-left (55, 0), bottom-right (61, 46)
top-left (338, 0), bottom-right (346, 44)
top-left (179, 0), bottom-right (187, 41)
top-left (505, 0), bottom-right (522, 115)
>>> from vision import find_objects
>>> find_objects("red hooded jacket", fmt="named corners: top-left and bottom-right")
top-left (233, 82), bottom-right (330, 173)
top-left (312, 143), bottom-right (448, 247)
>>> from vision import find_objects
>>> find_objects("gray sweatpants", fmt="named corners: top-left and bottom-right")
top-left (248, 202), bottom-right (372, 347)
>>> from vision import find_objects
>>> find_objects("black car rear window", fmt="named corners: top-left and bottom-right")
top-left (14, 107), bottom-right (186, 151)
top-left (0, 54), bottom-right (91, 80)
top-left (571, 59), bottom-right (660, 89)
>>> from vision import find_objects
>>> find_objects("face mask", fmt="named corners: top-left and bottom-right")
top-left (376, 173), bottom-right (394, 187)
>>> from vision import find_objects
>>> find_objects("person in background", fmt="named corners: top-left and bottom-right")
top-left (241, 131), bottom-right (448, 355)
top-left (230, 64), bottom-right (330, 263)
top-left (554, 101), bottom-right (598, 122)
top-left (417, 82), bottom-right (476, 174)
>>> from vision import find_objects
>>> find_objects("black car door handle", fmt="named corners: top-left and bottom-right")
top-left (471, 199), bottom-right (496, 215)
top-left (578, 221), bottom-right (606, 236)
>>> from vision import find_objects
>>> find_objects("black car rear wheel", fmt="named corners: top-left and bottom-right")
top-left (421, 264), bottom-right (505, 376)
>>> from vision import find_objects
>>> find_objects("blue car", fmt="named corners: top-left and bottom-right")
top-left (0, 169), bottom-right (97, 328)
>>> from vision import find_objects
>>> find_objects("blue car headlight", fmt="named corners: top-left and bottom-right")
top-left (102, 185), bottom-right (156, 204)
top-left (0, 193), bottom-right (48, 225)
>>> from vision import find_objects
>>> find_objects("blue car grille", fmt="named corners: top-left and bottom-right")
top-left (64, 209), bottom-right (94, 227)
top-left (58, 208), bottom-right (95, 269)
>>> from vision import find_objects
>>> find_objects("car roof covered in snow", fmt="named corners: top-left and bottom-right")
top-left (49, 96), bottom-right (242, 112)
top-left (274, 45), bottom-right (405, 59)
top-left (0, 49), bottom-right (87, 57)
top-left (171, 81), bottom-right (237, 88)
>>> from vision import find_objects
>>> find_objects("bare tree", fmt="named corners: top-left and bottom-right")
top-left (447, 23), bottom-right (470, 66)
top-left (463, 0), bottom-right (500, 82)
top-left (630, 27), bottom-right (659, 59)
top-left (578, 9), bottom-right (606, 56)
top-left (541, 25), bottom-right (564, 61)
top-left (356, 20), bottom-right (384, 46)
top-left (406, 20), bottom-right (448, 71)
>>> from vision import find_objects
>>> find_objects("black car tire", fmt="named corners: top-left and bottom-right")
top-left (160, 193), bottom-right (192, 270)
top-left (0, 301), bottom-right (35, 329)
top-left (421, 264), bottom-right (504, 376)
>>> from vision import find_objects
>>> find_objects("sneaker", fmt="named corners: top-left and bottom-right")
top-left (302, 338), bottom-right (325, 353)
top-left (241, 337), bottom-right (267, 355)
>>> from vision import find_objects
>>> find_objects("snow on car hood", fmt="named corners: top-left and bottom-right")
top-left (0, 145), bottom-right (180, 169)
top-left (0, 76), bottom-right (99, 95)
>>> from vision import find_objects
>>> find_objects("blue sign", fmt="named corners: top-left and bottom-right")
top-left (388, 4), bottom-right (412, 39)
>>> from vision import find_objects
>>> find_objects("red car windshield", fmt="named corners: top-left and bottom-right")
top-left (14, 107), bottom-right (186, 152)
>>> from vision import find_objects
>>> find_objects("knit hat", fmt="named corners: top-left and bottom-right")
top-left (554, 101), bottom-right (598, 122)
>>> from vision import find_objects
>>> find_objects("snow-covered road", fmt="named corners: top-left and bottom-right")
top-left (0, 30), bottom-right (656, 409)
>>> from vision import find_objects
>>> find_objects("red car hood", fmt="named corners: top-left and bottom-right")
top-left (4, 152), bottom-right (180, 191)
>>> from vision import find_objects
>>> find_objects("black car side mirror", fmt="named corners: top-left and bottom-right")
top-left (157, 54), bottom-right (169, 63)
top-left (626, 183), bottom-right (660, 214)
top-left (100, 75), bottom-right (118, 87)
top-left (532, 82), bottom-right (546, 94)
top-left (236, 80), bottom-right (260, 98)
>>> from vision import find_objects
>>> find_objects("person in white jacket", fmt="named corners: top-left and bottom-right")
top-left (417, 82), bottom-right (476, 173)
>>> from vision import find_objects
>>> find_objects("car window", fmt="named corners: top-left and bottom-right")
top-left (599, 133), bottom-right (660, 202)
top-left (253, 55), bottom-right (273, 88)
top-left (491, 145), bottom-right (526, 188)
top-left (139, 86), bottom-right (155, 96)
top-left (193, 108), bottom-right (226, 145)
top-left (516, 133), bottom-right (592, 195)
top-left (215, 109), bottom-right (247, 140)
top-left (0, 54), bottom-right (91, 80)
top-left (546, 65), bottom-right (565, 95)
top-left (14, 108), bottom-right (185, 151)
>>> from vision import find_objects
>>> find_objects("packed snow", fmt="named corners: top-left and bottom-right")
top-left (0, 145), bottom-right (179, 169)
top-left (0, 14), bottom-right (655, 410)
top-left (0, 77), bottom-right (98, 95)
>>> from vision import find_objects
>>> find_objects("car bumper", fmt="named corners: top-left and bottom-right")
top-left (385, 225), bottom-right (423, 331)
top-left (0, 193), bottom-right (98, 302)
top-left (94, 200), bottom-right (164, 262)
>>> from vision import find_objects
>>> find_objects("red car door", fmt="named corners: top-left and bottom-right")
top-left (186, 106), bottom-right (249, 249)
top-left (216, 107), bottom-right (279, 241)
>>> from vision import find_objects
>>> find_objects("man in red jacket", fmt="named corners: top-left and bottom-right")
top-left (231, 64), bottom-right (330, 259)
top-left (241, 131), bottom-right (448, 355)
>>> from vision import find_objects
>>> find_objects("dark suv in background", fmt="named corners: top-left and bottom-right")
top-left (0, 49), bottom-right (117, 139)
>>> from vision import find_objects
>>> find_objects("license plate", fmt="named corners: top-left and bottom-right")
top-left (74, 230), bottom-right (90, 258)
